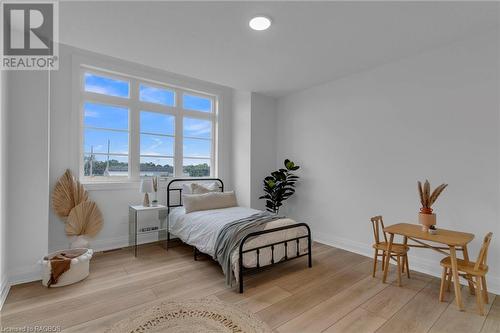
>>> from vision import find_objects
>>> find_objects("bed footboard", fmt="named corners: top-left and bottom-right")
top-left (238, 223), bottom-right (312, 293)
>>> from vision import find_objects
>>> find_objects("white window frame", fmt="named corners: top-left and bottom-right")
top-left (78, 65), bottom-right (217, 182)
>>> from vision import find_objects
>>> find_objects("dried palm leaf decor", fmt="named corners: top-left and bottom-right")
top-left (417, 180), bottom-right (447, 231)
top-left (52, 170), bottom-right (76, 218)
top-left (52, 169), bottom-right (103, 246)
top-left (66, 201), bottom-right (103, 238)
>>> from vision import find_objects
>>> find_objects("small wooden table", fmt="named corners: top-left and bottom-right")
top-left (383, 223), bottom-right (474, 311)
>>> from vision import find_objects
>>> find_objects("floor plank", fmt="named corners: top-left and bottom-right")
top-left (0, 242), bottom-right (496, 333)
top-left (481, 296), bottom-right (500, 333)
top-left (275, 275), bottom-right (388, 333)
top-left (361, 271), bottom-right (432, 319)
top-left (323, 307), bottom-right (386, 333)
top-left (429, 291), bottom-right (496, 333)
top-left (375, 279), bottom-right (452, 333)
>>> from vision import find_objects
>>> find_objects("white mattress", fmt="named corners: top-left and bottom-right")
top-left (169, 206), bottom-right (261, 257)
top-left (169, 206), bottom-right (309, 282)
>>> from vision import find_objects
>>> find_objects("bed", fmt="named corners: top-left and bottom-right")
top-left (166, 178), bottom-right (312, 293)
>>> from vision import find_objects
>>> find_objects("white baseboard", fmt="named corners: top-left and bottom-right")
top-left (0, 274), bottom-right (10, 311)
top-left (8, 263), bottom-right (42, 286)
top-left (314, 234), bottom-right (500, 295)
top-left (49, 233), bottom-right (166, 254)
top-left (90, 235), bottom-right (131, 252)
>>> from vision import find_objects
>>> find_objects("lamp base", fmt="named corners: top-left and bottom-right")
top-left (143, 193), bottom-right (150, 207)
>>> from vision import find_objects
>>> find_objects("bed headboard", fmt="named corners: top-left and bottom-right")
top-left (166, 178), bottom-right (224, 210)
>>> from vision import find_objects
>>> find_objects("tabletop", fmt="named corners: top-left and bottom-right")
top-left (383, 223), bottom-right (474, 246)
top-left (129, 204), bottom-right (167, 211)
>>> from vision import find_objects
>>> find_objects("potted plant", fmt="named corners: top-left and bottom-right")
top-left (417, 180), bottom-right (447, 232)
top-left (259, 159), bottom-right (300, 214)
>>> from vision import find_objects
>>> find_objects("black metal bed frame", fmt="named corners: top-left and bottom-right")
top-left (166, 178), bottom-right (312, 293)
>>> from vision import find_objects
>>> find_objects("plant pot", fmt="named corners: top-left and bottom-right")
top-left (418, 213), bottom-right (436, 232)
top-left (70, 235), bottom-right (89, 249)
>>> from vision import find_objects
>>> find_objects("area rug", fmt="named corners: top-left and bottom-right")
top-left (106, 298), bottom-right (272, 333)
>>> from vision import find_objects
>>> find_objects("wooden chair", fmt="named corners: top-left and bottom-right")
top-left (370, 216), bottom-right (410, 286)
top-left (439, 232), bottom-right (493, 316)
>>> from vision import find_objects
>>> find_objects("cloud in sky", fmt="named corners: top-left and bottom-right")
top-left (184, 118), bottom-right (211, 138)
top-left (84, 73), bottom-right (129, 98)
top-left (140, 84), bottom-right (175, 106)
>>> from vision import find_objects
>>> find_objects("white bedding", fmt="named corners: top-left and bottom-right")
top-left (169, 206), bottom-right (309, 282)
top-left (169, 206), bottom-right (261, 256)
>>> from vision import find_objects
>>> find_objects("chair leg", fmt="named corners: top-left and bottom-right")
top-left (381, 252), bottom-right (386, 271)
top-left (474, 276), bottom-right (485, 316)
top-left (446, 268), bottom-right (452, 291)
top-left (481, 276), bottom-right (489, 304)
top-left (372, 249), bottom-right (378, 278)
top-left (402, 257), bottom-right (405, 273)
top-left (396, 254), bottom-right (402, 287)
top-left (405, 255), bottom-right (410, 278)
top-left (439, 267), bottom-right (447, 302)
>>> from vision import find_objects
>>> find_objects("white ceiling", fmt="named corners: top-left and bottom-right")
top-left (60, 1), bottom-right (499, 97)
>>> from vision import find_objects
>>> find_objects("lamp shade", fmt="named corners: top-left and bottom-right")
top-left (140, 179), bottom-right (154, 193)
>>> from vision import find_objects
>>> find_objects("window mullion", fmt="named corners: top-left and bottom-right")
top-left (129, 79), bottom-right (140, 180)
top-left (174, 98), bottom-right (183, 177)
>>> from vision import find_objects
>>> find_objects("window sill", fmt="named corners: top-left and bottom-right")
top-left (81, 180), bottom-right (141, 191)
top-left (80, 177), bottom-right (174, 191)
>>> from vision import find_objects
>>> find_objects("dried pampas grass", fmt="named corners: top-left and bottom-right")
top-left (66, 201), bottom-right (103, 237)
top-left (417, 179), bottom-right (448, 209)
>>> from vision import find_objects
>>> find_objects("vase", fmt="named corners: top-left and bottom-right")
top-left (418, 213), bottom-right (436, 232)
top-left (70, 235), bottom-right (89, 249)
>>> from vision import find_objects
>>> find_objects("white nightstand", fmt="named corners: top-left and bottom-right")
top-left (129, 204), bottom-right (168, 256)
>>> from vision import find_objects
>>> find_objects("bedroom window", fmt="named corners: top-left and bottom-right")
top-left (80, 68), bottom-right (217, 182)
top-left (140, 111), bottom-right (175, 177)
top-left (83, 102), bottom-right (129, 177)
top-left (183, 117), bottom-right (212, 177)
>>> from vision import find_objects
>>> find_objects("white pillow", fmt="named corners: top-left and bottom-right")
top-left (183, 191), bottom-right (237, 213)
top-left (182, 184), bottom-right (193, 194)
top-left (191, 182), bottom-right (219, 194)
top-left (182, 182), bottom-right (219, 194)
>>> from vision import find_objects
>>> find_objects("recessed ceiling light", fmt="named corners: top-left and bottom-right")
top-left (249, 16), bottom-right (272, 31)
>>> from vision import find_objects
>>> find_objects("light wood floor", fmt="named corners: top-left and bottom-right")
top-left (0, 242), bottom-right (498, 333)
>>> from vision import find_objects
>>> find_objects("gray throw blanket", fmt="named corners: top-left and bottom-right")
top-left (214, 211), bottom-right (283, 286)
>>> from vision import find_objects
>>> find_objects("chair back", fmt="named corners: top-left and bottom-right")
top-left (474, 232), bottom-right (493, 271)
top-left (370, 216), bottom-right (388, 245)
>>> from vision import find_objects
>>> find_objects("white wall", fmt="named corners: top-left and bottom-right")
top-left (231, 90), bottom-right (252, 208)
top-left (276, 30), bottom-right (500, 293)
top-left (0, 70), bottom-right (9, 309)
top-left (49, 44), bottom-right (234, 252)
top-left (250, 93), bottom-right (277, 210)
top-left (5, 70), bottom-right (50, 285)
top-left (231, 91), bottom-right (278, 210)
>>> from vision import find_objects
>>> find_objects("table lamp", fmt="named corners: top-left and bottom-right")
top-left (140, 179), bottom-right (154, 207)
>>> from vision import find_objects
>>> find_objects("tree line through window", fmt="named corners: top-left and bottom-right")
top-left (82, 70), bottom-right (215, 180)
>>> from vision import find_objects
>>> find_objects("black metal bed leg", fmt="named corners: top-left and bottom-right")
top-left (307, 227), bottom-right (313, 268)
top-left (239, 245), bottom-right (244, 293)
